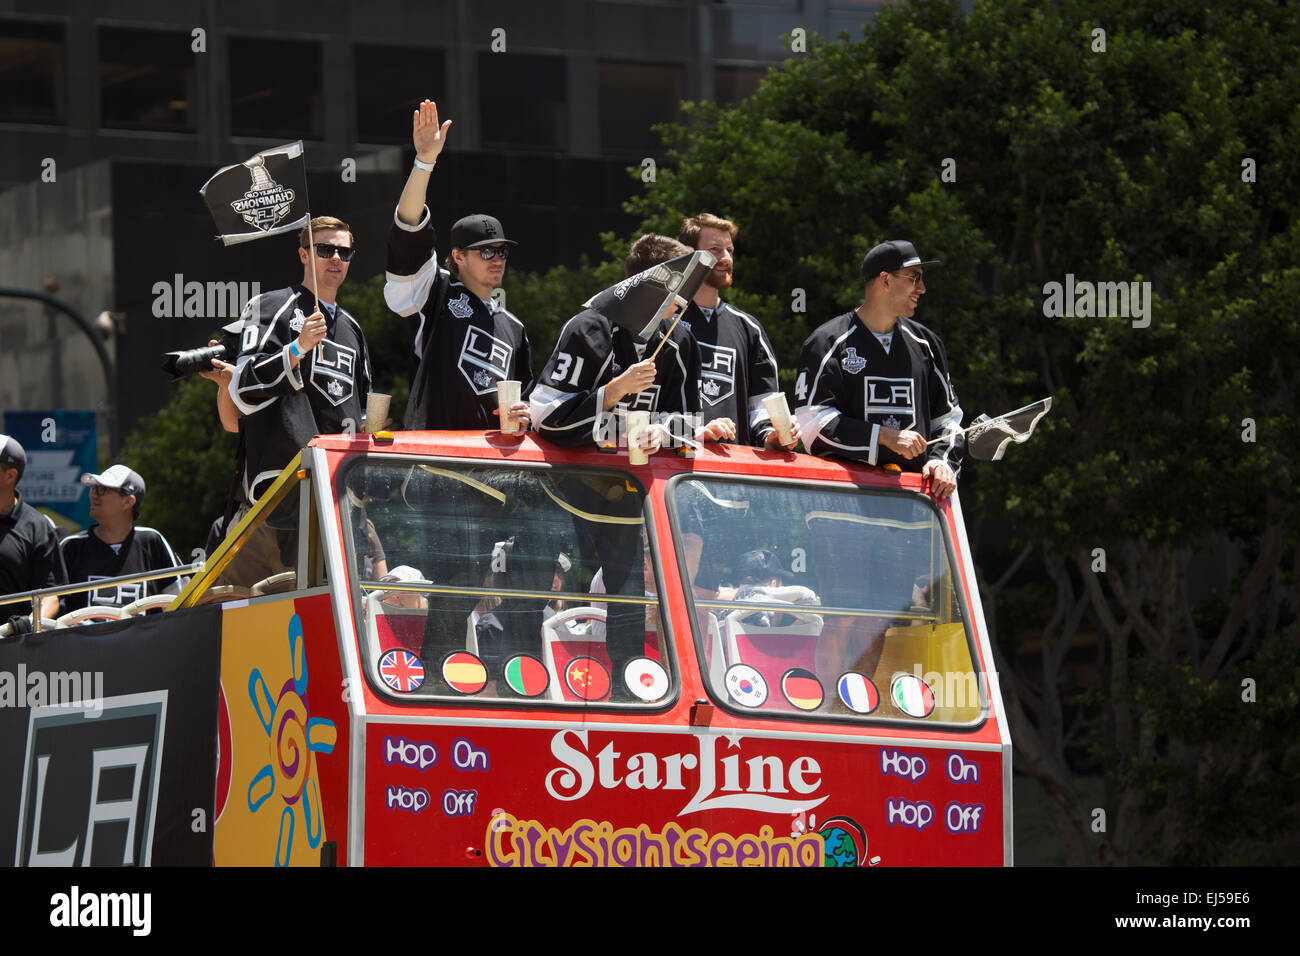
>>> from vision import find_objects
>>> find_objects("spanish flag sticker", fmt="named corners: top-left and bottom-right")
top-left (442, 651), bottom-right (487, 695)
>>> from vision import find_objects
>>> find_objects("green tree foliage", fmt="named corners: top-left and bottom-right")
top-left (624, 0), bottom-right (1298, 863)
top-left (120, 376), bottom-right (239, 557)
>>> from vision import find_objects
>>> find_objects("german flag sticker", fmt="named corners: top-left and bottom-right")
top-left (781, 667), bottom-right (824, 711)
top-left (442, 651), bottom-right (487, 695)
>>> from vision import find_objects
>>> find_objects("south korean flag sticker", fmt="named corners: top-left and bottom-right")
top-left (724, 663), bottom-right (768, 708)
top-left (624, 658), bottom-right (669, 702)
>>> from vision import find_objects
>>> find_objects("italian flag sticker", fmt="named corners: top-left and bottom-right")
top-left (890, 674), bottom-right (936, 718)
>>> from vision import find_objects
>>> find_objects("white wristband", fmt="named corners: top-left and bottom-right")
top-left (413, 158), bottom-right (435, 172)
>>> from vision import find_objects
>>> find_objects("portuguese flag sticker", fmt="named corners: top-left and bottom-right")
top-left (503, 654), bottom-right (549, 698)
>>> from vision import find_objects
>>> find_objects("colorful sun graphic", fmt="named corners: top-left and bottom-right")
top-left (246, 613), bottom-right (337, 866)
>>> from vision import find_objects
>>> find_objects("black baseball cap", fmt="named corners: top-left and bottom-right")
top-left (861, 240), bottom-right (941, 282)
top-left (450, 214), bottom-right (517, 250)
top-left (735, 549), bottom-right (795, 585)
top-left (0, 434), bottom-right (25, 477)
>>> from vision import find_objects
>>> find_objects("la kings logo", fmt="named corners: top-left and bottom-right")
top-left (17, 691), bottom-right (167, 866)
top-left (698, 343), bottom-right (737, 406)
top-left (310, 339), bottom-right (358, 406)
top-left (87, 576), bottom-right (145, 608)
top-left (864, 377), bottom-right (915, 431)
top-left (458, 327), bottom-right (513, 396)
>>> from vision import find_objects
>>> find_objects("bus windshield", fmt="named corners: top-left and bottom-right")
top-left (669, 476), bottom-right (984, 725)
top-left (338, 457), bottom-right (675, 707)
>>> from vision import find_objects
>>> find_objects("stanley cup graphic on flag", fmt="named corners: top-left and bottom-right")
top-left (583, 250), bottom-right (717, 343)
top-left (200, 141), bottom-right (311, 245)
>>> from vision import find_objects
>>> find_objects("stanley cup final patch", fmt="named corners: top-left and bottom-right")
top-left (698, 342), bottom-right (737, 406)
top-left (863, 376), bottom-right (916, 431)
top-left (457, 326), bottom-right (514, 395)
top-left (310, 339), bottom-right (359, 406)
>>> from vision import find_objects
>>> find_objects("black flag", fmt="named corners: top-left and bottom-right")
top-left (966, 398), bottom-right (1053, 461)
top-left (200, 141), bottom-right (311, 245)
top-left (583, 251), bottom-right (717, 343)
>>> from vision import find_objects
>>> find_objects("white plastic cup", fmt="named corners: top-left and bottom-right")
top-left (626, 410), bottom-right (651, 465)
top-left (497, 380), bottom-right (522, 434)
top-left (365, 392), bottom-right (392, 433)
top-left (763, 392), bottom-right (795, 446)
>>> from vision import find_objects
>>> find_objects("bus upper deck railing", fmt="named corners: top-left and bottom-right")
top-left (0, 562), bottom-right (201, 633)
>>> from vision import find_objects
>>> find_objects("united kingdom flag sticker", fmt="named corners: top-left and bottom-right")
top-left (724, 663), bottom-right (767, 708)
top-left (380, 649), bottom-right (425, 693)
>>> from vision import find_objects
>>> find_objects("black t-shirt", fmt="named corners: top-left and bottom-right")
top-left (59, 524), bottom-right (182, 611)
top-left (0, 494), bottom-right (67, 618)
top-left (384, 206), bottom-right (535, 430)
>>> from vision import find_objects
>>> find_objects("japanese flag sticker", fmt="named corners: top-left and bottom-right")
top-left (623, 658), bottom-right (668, 702)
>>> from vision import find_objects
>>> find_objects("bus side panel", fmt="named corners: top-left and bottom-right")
top-left (362, 723), bottom-right (1003, 866)
top-left (213, 594), bottom-right (350, 866)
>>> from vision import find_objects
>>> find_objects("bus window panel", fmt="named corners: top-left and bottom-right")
top-left (341, 459), bottom-right (671, 706)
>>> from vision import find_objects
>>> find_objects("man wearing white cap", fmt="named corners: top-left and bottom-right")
top-left (794, 239), bottom-right (964, 499)
top-left (0, 434), bottom-right (66, 623)
top-left (59, 465), bottom-right (183, 611)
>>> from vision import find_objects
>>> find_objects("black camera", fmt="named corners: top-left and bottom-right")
top-left (161, 344), bottom-right (227, 381)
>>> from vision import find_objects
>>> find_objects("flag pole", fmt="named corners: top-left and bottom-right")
top-left (306, 217), bottom-right (319, 314)
top-left (648, 298), bottom-right (687, 362)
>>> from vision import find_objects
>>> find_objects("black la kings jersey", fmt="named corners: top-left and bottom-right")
top-left (384, 206), bottom-right (534, 429)
top-left (795, 312), bottom-right (964, 474)
top-left (59, 525), bottom-right (182, 611)
top-left (530, 308), bottom-right (701, 447)
top-left (231, 284), bottom-right (371, 503)
top-left (679, 301), bottom-right (781, 447)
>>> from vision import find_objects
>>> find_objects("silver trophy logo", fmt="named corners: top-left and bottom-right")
top-left (230, 155), bottom-right (297, 232)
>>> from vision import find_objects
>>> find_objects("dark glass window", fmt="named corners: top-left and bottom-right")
top-left (354, 45), bottom-right (446, 143)
top-left (599, 61), bottom-right (684, 154)
top-left (229, 37), bottom-right (322, 139)
top-left (715, 65), bottom-right (767, 105)
top-left (0, 19), bottom-right (65, 124)
top-left (99, 27), bottom-right (195, 132)
top-left (479, 52), bottom-right (566, 151)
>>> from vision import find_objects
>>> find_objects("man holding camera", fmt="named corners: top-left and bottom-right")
top-left (230, 216), bottom-right (371, 505)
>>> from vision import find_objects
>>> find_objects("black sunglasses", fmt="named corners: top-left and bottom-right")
top-left (477, 246), bottom-right (510, 261)
top-left (313, 242), bottom-right (356, 262)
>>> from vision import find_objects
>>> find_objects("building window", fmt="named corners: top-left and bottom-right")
top-left (355, 45), bottom-right (446, 144)
top-left (479, 52), bottom-right (566, 151)
top-left (599, 61), bottom-right (685, 154)
top-left (99, 27), bottom-right (195, 132)
top-left (0, 19), bottom-right (65, 124)
top-left (715, 65), bottom-right (767, 105)
top-left (229, 37), bottom-right (323, 139)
